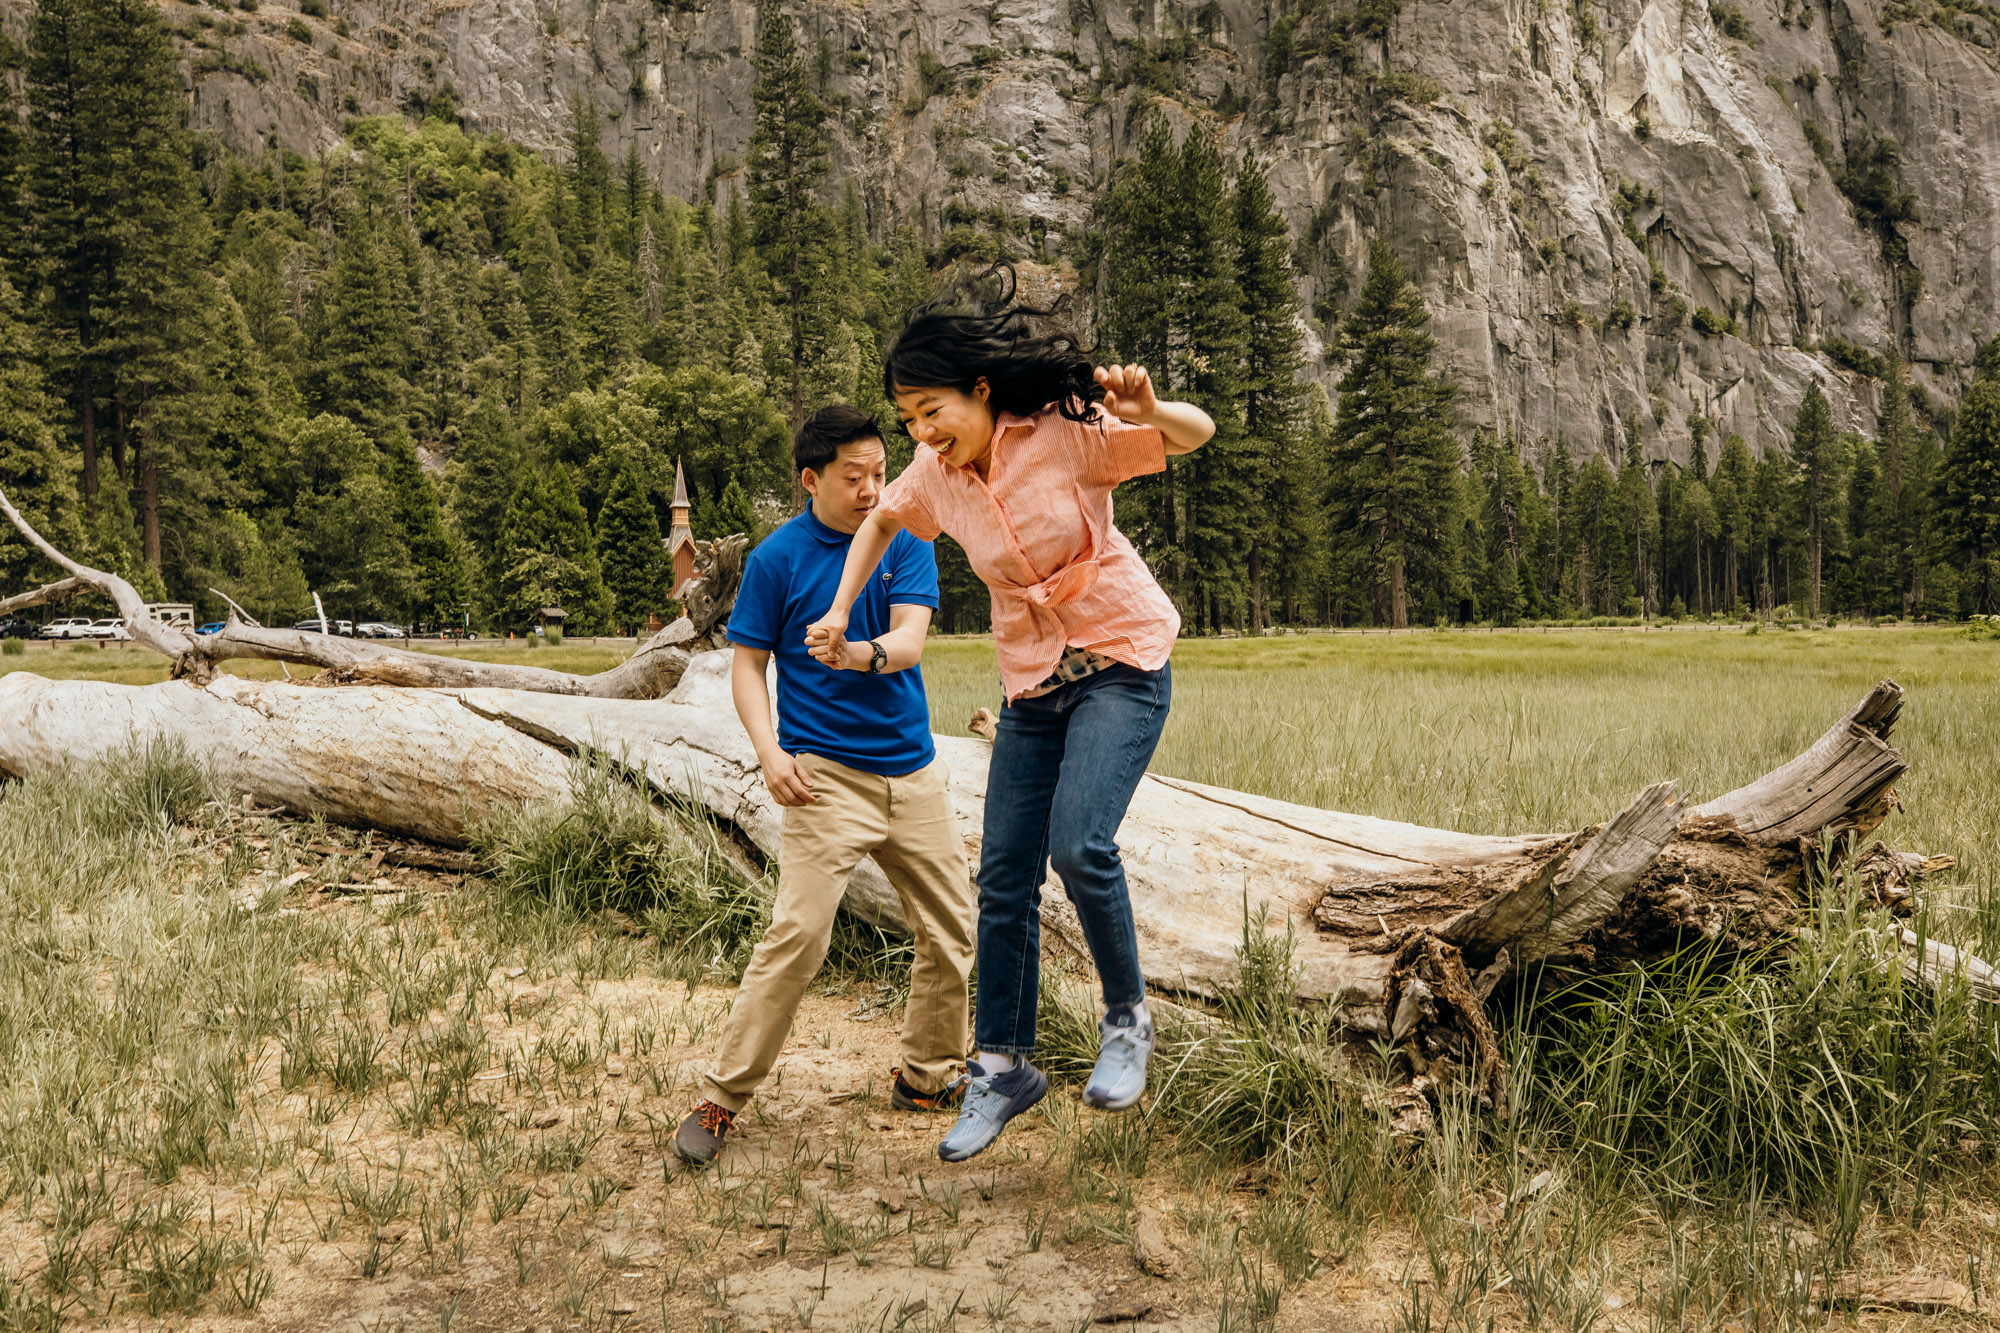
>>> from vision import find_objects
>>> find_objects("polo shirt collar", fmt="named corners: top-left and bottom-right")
top-left (800, 505), bottom-right (856, 545)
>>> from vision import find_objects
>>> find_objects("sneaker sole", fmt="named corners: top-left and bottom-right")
top-left (672, 1140), bottom-right (721, 1167)
top-left (1082, 1083), bottom-right (1145, 1112)
top-left (937, 1070), bottom-right (1048, 1163)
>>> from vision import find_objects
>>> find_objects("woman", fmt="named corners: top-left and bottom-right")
top-left (807, 277), bottom-right (1214, 1162)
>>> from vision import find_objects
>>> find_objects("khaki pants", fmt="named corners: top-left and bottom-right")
top-left (700, 753), bottom-right (974, 1112)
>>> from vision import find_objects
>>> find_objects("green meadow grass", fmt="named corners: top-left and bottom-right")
top-left (4, 626), bottom-right (1998, 1328)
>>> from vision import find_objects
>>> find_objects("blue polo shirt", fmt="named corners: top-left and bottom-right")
top-left (725, 508), bottom-right (940, 776)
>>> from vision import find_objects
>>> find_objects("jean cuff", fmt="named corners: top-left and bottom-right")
top-left (974, 1043), bottom-right (1036, 1058)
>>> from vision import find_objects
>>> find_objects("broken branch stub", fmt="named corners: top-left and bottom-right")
top-left (0, 481), bottom-right (735, 699)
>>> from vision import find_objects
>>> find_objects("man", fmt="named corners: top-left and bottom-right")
top-left (674, 404), bottom-right (975, 1166)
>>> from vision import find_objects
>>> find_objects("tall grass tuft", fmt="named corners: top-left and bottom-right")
top-left (1520, 874), bottom-right (2000, 1214)
top-left (471, 752), bottom-right (770, 980)
top-left (1039, 910), bottom-right (1396, 1169)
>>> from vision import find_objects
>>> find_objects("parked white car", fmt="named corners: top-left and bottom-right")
top-left (356, 622), bottom-right (408, 639)
top-left (41, 617), bottom-right (96, 639)
top-left (84, 619), bottom-right (130, 641)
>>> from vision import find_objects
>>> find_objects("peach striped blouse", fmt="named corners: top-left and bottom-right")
top-left (877, 405), bottom-right (1180, 701)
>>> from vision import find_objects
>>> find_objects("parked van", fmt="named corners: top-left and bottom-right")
top-left (144, 602), bottom-right (196, 629)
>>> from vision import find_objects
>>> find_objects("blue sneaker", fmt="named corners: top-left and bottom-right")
top-left (937, 1060), bottom-right (1048, 1162)
top-left (1083, 1006), bottom-right (1153, 1111)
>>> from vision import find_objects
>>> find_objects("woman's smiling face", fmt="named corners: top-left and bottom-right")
top-left (894, 380), bottom-right (997, 470)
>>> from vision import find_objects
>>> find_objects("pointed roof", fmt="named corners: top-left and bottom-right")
top-left (667, 456), bottom-right (696, 555)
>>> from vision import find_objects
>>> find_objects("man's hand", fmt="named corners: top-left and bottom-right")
top-left (760, 750), bottom-right (817, 806)
top-left (1095, 363), bottom-right (1159, 423)
top-left (804, 609), bottom-right (850, 670)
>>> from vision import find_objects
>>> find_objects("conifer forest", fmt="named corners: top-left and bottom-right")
top-left (7, 3), bottom-right (2000, 1330)
top-left (1, 0), bottom-right (1995, 637)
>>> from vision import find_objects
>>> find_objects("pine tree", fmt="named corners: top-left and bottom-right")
top-left (0, 268), bottom-right (82, 589)
top-left (1789, 381), bottom-right (1843, 618)
top-left (704, 476), bottom-right (759, 542)
top-left (1095, 117), bottom-right (1183, 564)
top-left (1471, 430), bottom-right (1531, 624)
top-left (310, 213), bottom-right (412, 437)
top-left (26, 0), bottom-right (110, 516)
top-left (0, 34), bottom-right (28, 269)
top-left (521, 215), bottom-right (584, 398)
top-left (1936, 365), bottom-right (2000, 615)
top-left (1234, 151), bottom-right (1309, 629)
top-left (445, 393), bottom-right (526, 621)
top-left (1326, 241), bottom-right (1461, 627)
top-left (1172, 126), bottom-right (1251, 631)
top-left (496, 462), bottom-right (611, 633)
top-left (1616, 436), bottom-right (1657, 615)
top-left (580, 253), bottom-right (639, 382)
top-left (1567, 453), bottom-right (1616, 616)
top-left (1876, 352), bottom-right (1930, 612)
top-left (1713, 434), bottom-right (1754, 613)
top-left (747, 5), bottom-right (832, 434)
top-left (382, 435), bottom-right (469, 625)
top-left (28, 0), bottom-right (211, 553)
top-left (284, 414), bottom-right (415, 619)
top-left (564, 97), bottom-right (611, 251)
top-left (596, 460), bottom-right (668, 632)
top-left (1839, 432), bottom-right (1886, 617)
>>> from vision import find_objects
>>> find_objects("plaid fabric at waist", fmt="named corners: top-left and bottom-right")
top-left (1016, 646), bottom-right (1117, 701)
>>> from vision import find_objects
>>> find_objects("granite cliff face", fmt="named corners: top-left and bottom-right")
top-left (16, 0), bottom-right (2000, 462)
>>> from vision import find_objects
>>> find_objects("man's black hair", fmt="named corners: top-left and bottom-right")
top-left (793, 404), bottom-right (884, 474)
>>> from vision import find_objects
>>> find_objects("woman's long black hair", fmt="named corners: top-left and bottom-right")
top-left (882, 265), bottom-right (1104, 424)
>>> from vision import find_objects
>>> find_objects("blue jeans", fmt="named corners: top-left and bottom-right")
top-left (973, 662), bottom-right (1171, 1055)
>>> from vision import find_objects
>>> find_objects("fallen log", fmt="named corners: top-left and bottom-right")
top-left (0, 485), bottom-right (747, 698)
top-left (0, 640), bottom-right (1949, 1106)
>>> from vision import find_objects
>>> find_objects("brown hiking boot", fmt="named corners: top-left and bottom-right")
top-left (890, 1067), bottom-right (968, 1113)
top-left (673, 1099), bottom-right (735, 1166)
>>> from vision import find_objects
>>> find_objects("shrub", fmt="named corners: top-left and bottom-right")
top-left (917, 50), bottom-right (954, 100)
top-left (1821, 335), bottom-right (1887, 378)
top-left (1, 638), bottom-right (21, 657)
top-left (1372, 70), bottom-right (1440, 104)
top-left (1529, 879), bottom-right (2000, 1205)
top-left (1709, 3), bottom-right (1753, 40)
top-left (299, 0), bottom-right (325, 14)
top-left (1607, 299), bottom-right (1636, 330)
top-left (471, 753), bottom-right (769, 980)
top-left (284, 15), bottom-right (310, 41)
top-left (1691, 305), bottom-right (1736, 336)
top-left (1482, 122), bottom-right (1529, 171)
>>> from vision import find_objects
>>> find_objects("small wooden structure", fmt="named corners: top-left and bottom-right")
top-left (667, 458), bottom-right (698, 596)
top-left (536, 607), bottom-right (567, 634)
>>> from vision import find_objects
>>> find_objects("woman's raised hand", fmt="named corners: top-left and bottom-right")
top-left (804, 609), bottom-right (850, 670)
top-left (1095, 363), bottom-right (1158, 423)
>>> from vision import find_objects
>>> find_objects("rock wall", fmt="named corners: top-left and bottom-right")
top-left (12, 0), bottom-right (1999, 463)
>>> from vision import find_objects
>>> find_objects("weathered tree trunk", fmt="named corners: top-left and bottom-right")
top-left (0, 484), bottom-right (744, 699)
top-left (2, 489), bottom-right (1976, 1111)
top-left (0, 640), bottom-right (1953, 1110)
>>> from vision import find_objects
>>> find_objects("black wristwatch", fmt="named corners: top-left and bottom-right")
top-left (865, 640), bottom-right (887, 674)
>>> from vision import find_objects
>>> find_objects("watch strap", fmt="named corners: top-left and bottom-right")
top-left (866, 640), bottom-right (887, 674)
